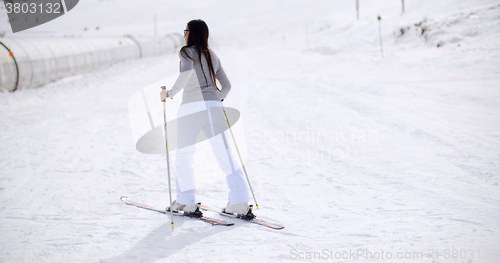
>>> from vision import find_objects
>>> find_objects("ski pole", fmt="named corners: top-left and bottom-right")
top-left (221, 102), bottom-right (259, 208)
top-left (161, 86), bottom-right (175, 230)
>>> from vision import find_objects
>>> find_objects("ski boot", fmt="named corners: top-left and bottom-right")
top-left (222, 202), bottom-right (256, 220)
top-left (167, 201), bottom-right (203, 218)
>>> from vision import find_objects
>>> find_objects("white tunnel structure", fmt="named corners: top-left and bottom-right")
top-left (0, 34), bottom-right (183, 92)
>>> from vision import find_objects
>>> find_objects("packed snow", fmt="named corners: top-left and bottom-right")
top-left (0, 0), bottom-right (499, 262)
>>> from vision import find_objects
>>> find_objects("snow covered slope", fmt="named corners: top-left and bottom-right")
top-left (0, 0), bottom-right (499, 262)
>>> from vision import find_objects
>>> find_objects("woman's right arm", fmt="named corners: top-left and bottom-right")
top-left (216, 59), bottom-right (231, 101)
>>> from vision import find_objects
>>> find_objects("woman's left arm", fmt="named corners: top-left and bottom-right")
top-left (166, 50), bottom-right (195, 99)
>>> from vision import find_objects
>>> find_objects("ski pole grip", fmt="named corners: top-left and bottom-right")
top-left (161, 86), bottom-right (167, 102)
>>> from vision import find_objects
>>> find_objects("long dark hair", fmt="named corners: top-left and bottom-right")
top-left (181, 19), bottom-right (218, 89)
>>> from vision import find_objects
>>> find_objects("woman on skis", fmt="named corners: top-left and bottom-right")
top-left (160, 19), bottom-right (253, 218)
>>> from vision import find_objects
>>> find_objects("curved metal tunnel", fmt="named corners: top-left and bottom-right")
top-left (0, 33), bottom-right (183, 92)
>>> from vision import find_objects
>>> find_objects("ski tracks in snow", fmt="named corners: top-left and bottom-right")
top-left (1, 29), bottom-right (499, 263)
top-left (226, 43), bottom-right (500, 260)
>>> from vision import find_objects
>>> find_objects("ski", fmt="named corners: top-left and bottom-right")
top-left (200, 204), bottom-right (285, 230)
top-left (120, 196), bottom-right (234, 226)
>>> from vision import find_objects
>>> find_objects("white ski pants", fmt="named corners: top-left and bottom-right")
top-left (174, 100), bottom-right (250, 206)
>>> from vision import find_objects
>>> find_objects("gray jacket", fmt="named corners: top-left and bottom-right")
top-left (167, 46), bottom-right (231, 104)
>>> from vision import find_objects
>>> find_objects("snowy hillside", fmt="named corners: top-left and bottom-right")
top-left (1, 0), bottom-right (499, 262)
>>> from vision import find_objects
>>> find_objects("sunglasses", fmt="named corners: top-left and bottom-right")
top-left (184, 29), bottom-right (189, 36)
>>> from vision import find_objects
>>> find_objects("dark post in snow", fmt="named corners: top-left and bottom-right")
top-left (378, 16), bottom-right (383, 57)
top-left (356, 0), bottom-right (359, 20)
top-left (402, 0), bottom-right (405, 13)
